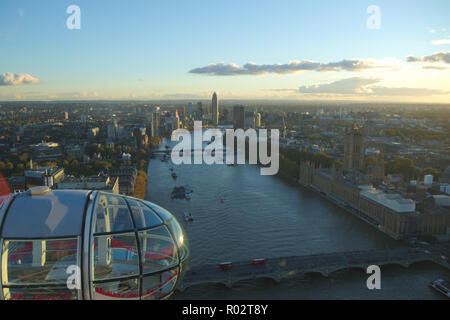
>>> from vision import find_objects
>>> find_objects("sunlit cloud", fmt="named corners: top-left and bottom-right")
top-left (189, 58), bottom-right (394, 76)
top-left (295, 77), bottom-right (449, 97)
top-left (406, 52), bottom-right (450, 71)
top-left (0, 72), bottom-right (40, 86)
top-left (431, 39), bottom-right (450, 45)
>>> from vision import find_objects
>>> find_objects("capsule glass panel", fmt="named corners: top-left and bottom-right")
top-left (92, 277), bottom-right (139, 300)
top-left (141, 200), bottom-right (174, 222)
top-left (3, 286), bottom-right (77, 301)
top-left (167, 218), bottom-right (189, 263)
top-left (94, 194), bottom-right (134, 233)
top-left (141, 267), bottom-right (179, 300)
top-left (92, 233), bottom-right (139, 281)
top-left (126, 198), bottom-right (163, 230)
top-left (2, 238), bottom-right (78, 285)
top-left (138, 226), bottom-right (178, 274)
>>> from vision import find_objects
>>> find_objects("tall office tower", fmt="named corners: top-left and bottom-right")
top-left (107, 117), bottom-right (119, 139)
top-left (212, 92), bottom-right (219, 125)
top-left (196, 102), bottom-right (203, 119)
top-left (255, 112), bottom-right (262, 128)
top-left (151, 106), bottom-right (160, 137)
top-left (187, 102), bottom-right (193, 116)
top-left (233, 105), bottom-right (245, 129)
top-left (343, 124), bottom-right (365, 171)
top-left (244, 111), bottom-right (255, 129)
top-left (172, 110), bottom-right (180, 130)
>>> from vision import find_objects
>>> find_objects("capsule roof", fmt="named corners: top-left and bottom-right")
top-left (1, 189), bottom-right (91, 238)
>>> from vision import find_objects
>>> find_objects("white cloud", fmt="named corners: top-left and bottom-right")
top-left (432, 39), bottom-right (450, 45)
top-left (296, 77), bottom-right (449, 97)
top-left (298, 78), bottom-right (379, 94)
top-left (0, 72), bottom-right (40, 86)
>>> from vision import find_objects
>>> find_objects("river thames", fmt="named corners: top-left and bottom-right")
top-left (146, 139), bottom-right (449, 300)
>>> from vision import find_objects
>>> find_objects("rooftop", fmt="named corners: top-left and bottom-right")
top-left (360, 188), bottom-right (416, 213)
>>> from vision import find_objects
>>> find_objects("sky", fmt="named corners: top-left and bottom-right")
top-left (1, 0), bottom-right (450, 102)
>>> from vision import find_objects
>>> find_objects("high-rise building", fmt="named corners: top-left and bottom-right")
top-left (172, 110), bottom-right (180, 130)
top-left (244, 111), bottom-right (255, 129)
top-left (233, 105), bottom-right (245, 129)
top-left (344, 124), bottom-right (365, 171)
top-left (196, 102), bottom-right (203, 120)
top-left (212, 92), bottom-right (219, 125)
top-left (151, 106), bottom-right (160, 137)
top-left (255, 112), bottom-right (261, 128)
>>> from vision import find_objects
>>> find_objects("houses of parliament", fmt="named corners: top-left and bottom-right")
top-left (299, 124), bottom-right (449, 240)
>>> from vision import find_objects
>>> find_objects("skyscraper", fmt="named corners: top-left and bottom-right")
top-left (255, 112), bottom-right (261, 128)
top-left (196, 102), bottom-right (203, 120)
top-left (151, 106), bottom-right (160, 137)
top-left (212, 92), bottom-right (219, 125)
top-left (233, 105), bottom-right (245, 129)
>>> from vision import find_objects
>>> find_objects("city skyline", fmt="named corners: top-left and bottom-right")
top-left (1, 0), bottom-right (450, 102)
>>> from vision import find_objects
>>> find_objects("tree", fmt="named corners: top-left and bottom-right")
top-left (6, 162), bottom-right (13, 171)
top-left (334, 160), bottom-right (343, 168)
top-left (388, 156), bottom-right (415, 181)
top-left (365, 156), bottom-right (378, 168)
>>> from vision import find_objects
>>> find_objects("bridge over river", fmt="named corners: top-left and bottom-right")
top-left (151, 148), bottom-right (228, 155)
top-left (178, 244), bottom-right (450, 291)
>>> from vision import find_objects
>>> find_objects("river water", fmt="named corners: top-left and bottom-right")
top-left (146, 138), bottom-right (449, 300)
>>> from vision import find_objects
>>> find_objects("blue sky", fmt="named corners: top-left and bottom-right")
top-left (1, 0), bottom-right (449, 101)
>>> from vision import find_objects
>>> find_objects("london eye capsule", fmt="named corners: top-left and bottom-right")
top-left (0, 187), bottom-right (189, 300)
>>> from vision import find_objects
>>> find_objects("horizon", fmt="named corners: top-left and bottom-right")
top-left (1, 0), bottom-right (450, 103)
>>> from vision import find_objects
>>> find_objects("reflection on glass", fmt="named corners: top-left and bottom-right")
top-left (93, 277), bottom-right (139, 300)
top-left (168, 218), bottom-right (189, 262)
top-left (127, 199), bottom-right (163, 230)
top-left (93, 233), bottom-right (139, 280)
top-left (142, 201), bottom-right (173, 222)
top-left (3, 286), bottom-right (77, 300)
top-left (141, 268), bottom-right (178, 300)
top-left (160, 268), bottom-right (179, 297)
top-left (94, 194), bottom-right (133, 233)
top-left (2, 238), bottom-right (77, 285)
top-left (139, 226), bottom-right (178, 274)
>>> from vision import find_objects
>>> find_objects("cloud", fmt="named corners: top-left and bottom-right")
top-left (189, 58), bottom-right (391, 76)
top-left (406, 52), bottom-right (450, 63)
top-left (422, 65), bottom-right (450, 70)
top-left (406, 52), bottom-right (450, 70)
top-left (369, 86), bottom-right (449, 96)
top-left (298, 77), bottom-right (380, 94)
top-left (295, 77), bottom-right (449, 97)
top-left (432, 39), bottom-right (450, 45)
top-left (0, 72), bottom-right (40, 86)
